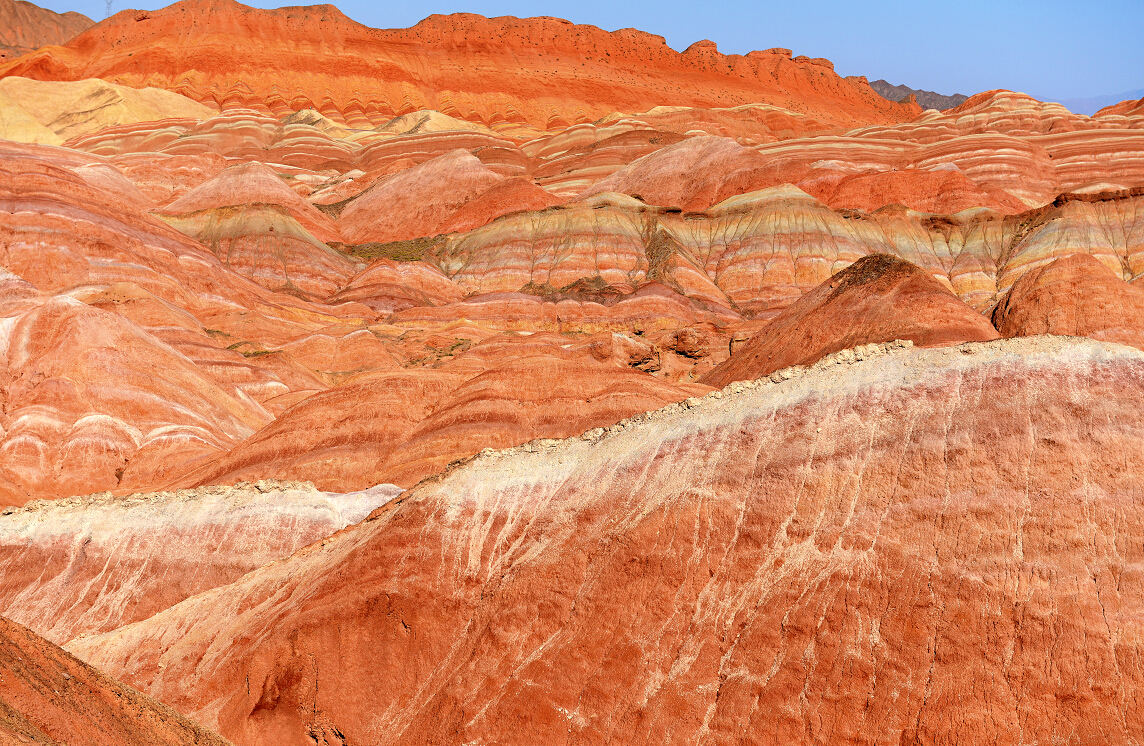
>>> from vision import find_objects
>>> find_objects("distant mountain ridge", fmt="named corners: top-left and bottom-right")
top-left (1039, 88), bottom-right (1144, 116)
top-left (0, 0), bottom-right (92, 62)
top-left (870, 79), bottom-right (969, 111)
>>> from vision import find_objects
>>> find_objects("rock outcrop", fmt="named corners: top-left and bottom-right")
top-left (869, 79), bottom-right (969, 111)
top-left (0, 615), bottom-right (231, 746)
top-left (0, 0), bottom-right (91, 59)
top-left (0, 481), bottom-right (399, 644)
top-left (338, 150), bottom-right (506, 244)
top-left (0, 76), bottom-right (215, 144)
top-left (180, 343), bottom-right (709, 490)
top-left (0, 0), bottom-right (919, 131)
top-left (991, 252), bottom-right (1144, 349)
top-left (69, 337), bottom-right (1144, 746)
top-left (701, 254), bottom-right (1000, 387)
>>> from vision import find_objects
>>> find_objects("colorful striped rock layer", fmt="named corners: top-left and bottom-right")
top-left (68, 336), bottom-right (1144, 746)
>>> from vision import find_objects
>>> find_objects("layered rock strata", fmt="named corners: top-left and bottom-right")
top-left (0, 481), bottom-right (399, 644)
top-left (0, 0), bottom-right (919, 130)
top-left (701, 253), bottom-right (1000, 387)
top-left (69, 337), bottom-right (1144, 746)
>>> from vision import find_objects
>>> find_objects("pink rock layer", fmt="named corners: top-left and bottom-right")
top-left (0, 481), bottom-right (398, 644)
top-left (70, 337), bottom-right (1144, 746)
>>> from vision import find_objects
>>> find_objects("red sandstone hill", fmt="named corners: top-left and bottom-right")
top-left (69, 337), bottom-right (1144, 746)
top-left (0, 0), bottom-right (921, 131)
top-left (991, 253), bottom-right (1144, 349)
top-left (0, 0), bottom-right (92, 61)
top-left (0, 615), bottom-right (230, 745)
top-left (701, 254), bottom-right (1001, 388)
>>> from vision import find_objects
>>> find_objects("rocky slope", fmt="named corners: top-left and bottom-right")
top-left (0, 76), bottom-right (215, 145)
top-left (991, 252), bottom-right (1144, 349)
top-left (0, 481), bottom-right (399, 644)
top-left (700, 253), bottom-right (1000, 387)
top-left (0, 615), bottom-right (230, 746)
top-left (0, 0), bottom-right (919, 132)
top-left (0, 0), bottom-right (91, 61)
top-left (4, 128), bottom-right (1144, 500)
top-left (68, 337), bottom-right (1144, 746)
top-left (869, 79), bottom-right (968, 111)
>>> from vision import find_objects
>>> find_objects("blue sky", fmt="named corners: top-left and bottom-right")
top-left (38, 0), bottom-right (1144, 102)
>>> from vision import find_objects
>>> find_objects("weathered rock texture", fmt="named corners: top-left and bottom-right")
top-left (0, 615), bottom-right (231, 746)
top-left (0, 0), bottom-right (91, 60)
top-left (0, 141), bottom-right (376, 501)
top-left (69, 337), bottom-right (1144, 746)
top-left (701, 254), bottom-right (1000, 387)
top-left (0, 0), bottom-right (918, 131)
top-left (0, 481), bottom-right (399, 644)
top-left (0, 76), bottom-right (215, 144)
top-left (991, 252), bottom-right (1144, 349)
top-left (181, 345), bottom-right (710, 491)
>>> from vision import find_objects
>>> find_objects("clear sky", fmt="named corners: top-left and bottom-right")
top-left (36, 0), bottom-right (1144, 101)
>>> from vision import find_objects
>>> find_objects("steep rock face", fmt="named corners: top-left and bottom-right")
top-left (338, 150), bottom-right (505, 244)
top-left (0, 481), bottom-right (398, 644)
top-left (0, 0), bottom-right (92, 59)
top-left (410, 185), bottom-right (1144, 321)
top-left (0, 0), bottom-right (919, 130)
top-left (991, 252), bottom-right (1144, 349)
top-left (71, 337), bottom-right (1144, 746)
top-left (701, 254), bottom-right (1000, 387)
top-left (0, 616), bottom-right (230, 746)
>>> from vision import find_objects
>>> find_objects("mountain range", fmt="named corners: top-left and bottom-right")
top-left (1, 1), bottom-right (1144, 743)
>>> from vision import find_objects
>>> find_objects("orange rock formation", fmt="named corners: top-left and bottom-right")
top-left (0, 615), bottom-right (228, 745)
top-left (0, 0), bottom-right (91, 59)
top-left (0, 481), bottom-right (398, 644)
top-left (68, 338), bottom-right (1144, 746)
top-left (701, 254), bottom-right (1000, 387)
top-left (2, 2), bottom-right (1144, 741)
top-left (0, 0), bottom-right (919, 131)
top-left (991, 252), bottom-right (1144, 349)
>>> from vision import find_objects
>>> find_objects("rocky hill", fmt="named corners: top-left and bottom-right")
top-left (0, 0), bottom-right (920, 133)
top-left (65, 337), bottom-right (1144, 745)
top-left (1, 1), bottom-right (1144, 742)
top-left (869, 78), bottom-right (969, 110)
top-left (0, 0), bottom-right (92, 62)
